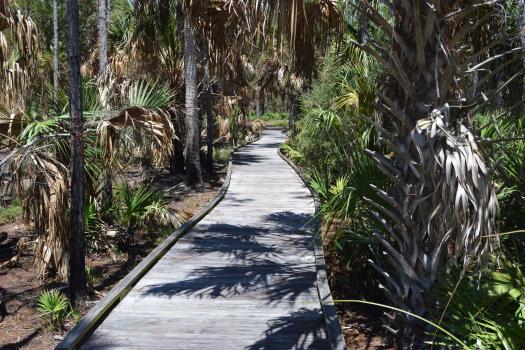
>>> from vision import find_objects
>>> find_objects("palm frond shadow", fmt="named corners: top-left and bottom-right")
top-left (244, 308), bottom-right (327, 350)
top-left (232, 153), bottom-right (269, 165)
top-left (140, 211), bottom-right (318, 305)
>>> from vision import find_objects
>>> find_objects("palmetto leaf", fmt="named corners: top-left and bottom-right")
top-left (127, 80), bottom-right (173, 109)
top-left (97, 79), bottom-right (175, 166)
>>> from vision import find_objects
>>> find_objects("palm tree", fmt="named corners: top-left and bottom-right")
top-left (350, 1), bottom-right (514, 345)
top-left (115, 183), bottom-right (184, 265)
top-left (204, 43), bottom-right (214, 174)
top-left (182, 4), bottom-right (202, 186)
top-left (66, 0), bottom-right (87, 302)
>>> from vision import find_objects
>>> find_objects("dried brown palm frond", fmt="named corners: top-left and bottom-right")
top-left (254, 0), bottom-right (343, 79)
top-left (0, 1), bottom-right (39, 110)
top-left (98, 106), bottom-right (175, 167)
top-left (0, 0), bottom-right (10, 30)
top-left (0, 109), bottom-right (25, 143)
top-left (2, 144), bottom-right (70, 280)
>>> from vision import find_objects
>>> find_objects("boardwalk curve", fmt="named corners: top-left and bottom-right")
top-left (79, 128), bottom-right (329, 349)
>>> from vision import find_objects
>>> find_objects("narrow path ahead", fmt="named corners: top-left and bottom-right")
top-left (81, 129), bottom-right (327, 349)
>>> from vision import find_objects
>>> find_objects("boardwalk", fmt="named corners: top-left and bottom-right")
top-left (81, 128), bottom-right (328, 349)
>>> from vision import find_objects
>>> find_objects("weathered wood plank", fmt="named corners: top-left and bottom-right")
top-left (65, 129), bottom-right (334, 350)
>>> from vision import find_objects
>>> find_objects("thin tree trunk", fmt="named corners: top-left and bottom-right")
top-left (67, 0), bottom-right (87, 303)
top-left (256, 86), bottom-right (263, 119)
top-left (170, 136), bottom-right (185, 174)
top-left (261, 93), bottom-right (265, 116)
top-left (98, 0), bottom-right (112, 209)
top-left (52, 0), bottom-right (59, 92)
top-left (98, 0), bottom-right (108, 76)
top-left (516, 0), bottom-right (525, 116)
top-left (288, 92), bottom-right (298, 133)
top-left (183, 11), bottom-right (202, 186)
top-left (204, 51), bottom-right (214, 175)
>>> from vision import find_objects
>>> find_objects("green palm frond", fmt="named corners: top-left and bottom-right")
top-left (127, 80), bottom-right (173, 109)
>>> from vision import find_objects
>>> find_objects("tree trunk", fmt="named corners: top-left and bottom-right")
top-left (98, 0), bottom-right (108, 77)
top-left (288, 92), bottom-right (298, 133)
top-left (183, 11), bottom-right (202, 186)
top-left (52, 0), bottom-right (59, 92)
top-left (67, 0), bottom-right (87, 304)
top-left (261, 93), bottom-right (265, 116)
top-left (204, 53), bottom-right (214, 175)
top-left (256, 86), bottom-right (264, 119)
top-left (126, 226), bottom-right (135, 267)
top-left (358, 2), bottom-right (499, 346)
top-left (98, 0), bottom-right (112, 209)
top-left (170, 136), bottom-right (185, 174)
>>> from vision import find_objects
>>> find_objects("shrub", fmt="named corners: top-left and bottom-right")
top-left (36, 289), bottom-right (69, 329)
top-left (213, 146), bottom-right (233, 163)
top-left (0, 199), bottom-right (22, 225)
top-left (430, 259), bottom-right (525, 348)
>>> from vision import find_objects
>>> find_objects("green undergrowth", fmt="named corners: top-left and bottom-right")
top-left (0, 199), bottom-right (23, 225)
top-left (213, 146), bottom-right (233, 163)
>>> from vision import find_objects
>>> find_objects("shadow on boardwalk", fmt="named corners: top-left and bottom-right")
top-left (78, 129), bottom-right (327, 350)
top-left (142, 212), bottom-right (316, 305)
top-left (245, 309), bottom-right (326, 350)
top-left (140, 211), bottom-right (323, 349)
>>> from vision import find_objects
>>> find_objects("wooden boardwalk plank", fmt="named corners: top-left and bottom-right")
top-left (80, 129), bottom-right (328, 349)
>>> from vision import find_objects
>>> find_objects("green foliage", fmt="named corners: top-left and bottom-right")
top-left (115, 182), bottom-right (184, 263)
top-left (213, 146), bottom-right (233, 163)
top-left (126, 80), bottom-right (173, 109)
top-left (280, 143), bottom-right (304, 165)
top-left (19, 115), bottom-right (65, 144)
top-left (430, 260), bottom-right (525, 349)
top-left (36, 289), bottom-right (69, 329)
top-left (250, 111), bottom-right (288, 122)
top-left (115, 183), bottom-right (183, 236)
top-left (84, 198), bottom-right (106, 253)
top-left (289, 41), bottom-right (387, 269)
top-left (475, 112), bottom-right (525, 230)
top-left (0, 199), bottom-right (22, 225)
top-left (85, 265), bottom-right (97, 287)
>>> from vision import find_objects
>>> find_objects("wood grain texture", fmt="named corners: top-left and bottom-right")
top-left (277, 150), bottom-right (347, 350)
top-left (76, 129), bottom-right (331, 349)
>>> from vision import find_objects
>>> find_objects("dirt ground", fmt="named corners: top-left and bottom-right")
top-left (324, 243), bottom-right (395, 350)
top-left (0, 167), bottom-right (225, 350)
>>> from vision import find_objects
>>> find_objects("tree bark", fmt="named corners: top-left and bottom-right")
top-left (204, 46), bottom-right (214, 175)
top-left (98, 0), bottom-right (112, 209)
top-left (288, 92), bottom-right (298, 133)
top-left (98, 0), bottom-right (108, 76)
top-left (256, 86), bottom-right (264, 119)
top-left (183, 11), bottom-right (202, 186)
top-left (170, 136), bottom-right (185, 174)
top-left (67, 0), bottom-right (87, 303)
top-left (52, 0), bottom-right (59, 92)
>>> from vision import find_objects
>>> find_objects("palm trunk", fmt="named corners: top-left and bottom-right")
top-left (183, 11), bottom-right (202, 186)
top-left (98, 0), bottom-right (108, 76)
top-left (98, 0), bottom-right (112, 209)
top-left (204, 52), bottom-right (214, 175)
top-left (357, 2), bottom-right (499, 346)
top-left (67, 0), bottom-right (87, 303)
top-left (52, 0), bottom-right (59, 92)
top-left (170, 136), bottom-right (185, 174)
